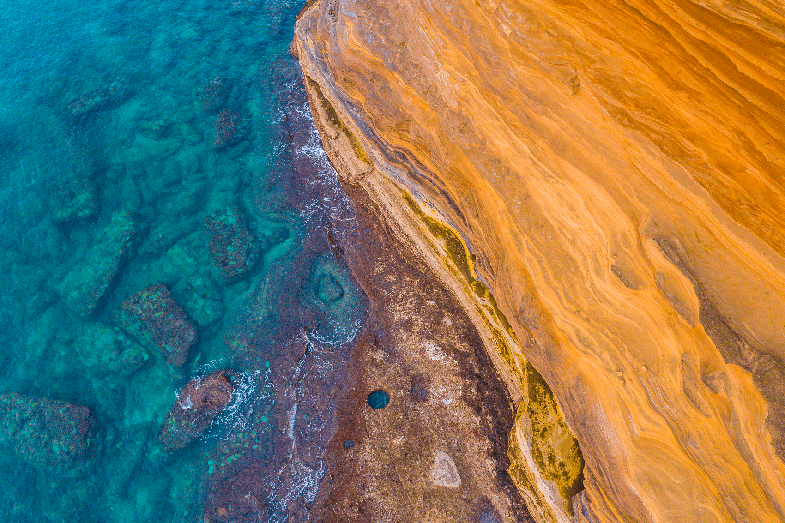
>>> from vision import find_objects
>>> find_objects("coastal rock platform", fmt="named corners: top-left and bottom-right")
top-left (293, 0), bottom-right (785, 521)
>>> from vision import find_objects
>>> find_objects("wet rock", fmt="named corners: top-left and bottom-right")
top-left (51, 177), bottom-right (98, 223)
top-left (61, 211), bottom-right (139, 317)
top-left (160, 370), bottom-right (235, 451)
top-left (478, 506), bottom-right (502, 523)
top-left (213, 108), bottom-right (250, 149)
top-left (205, 206), bottom-right (260, 283)
top-left (120, 283), bottom-right (197, 368)
top-left (203, 76), bottom-right (231, 113)
top-left (0, 393), bottom-right (94, 469)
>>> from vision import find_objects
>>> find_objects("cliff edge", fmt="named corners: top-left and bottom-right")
top-left (293, 0), bottom-right (785, 521)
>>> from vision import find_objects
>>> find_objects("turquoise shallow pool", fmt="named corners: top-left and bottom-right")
top-left (0, 0), bottom-right (364, 521)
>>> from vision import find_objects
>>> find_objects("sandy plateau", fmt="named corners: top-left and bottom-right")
top-left (293, 0), bottom-right (785, 521)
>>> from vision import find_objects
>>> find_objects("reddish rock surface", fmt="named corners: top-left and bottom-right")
top-left (204, 206), bottom-right (260, 283)
top-left (0, 393), bottom-right (94, 469)
top-left (160, 370), bottom-right (235, 451)
top-left (120, 283), bottom-right (197, 368)
top-left (213, 108), bottom-right (250, 149)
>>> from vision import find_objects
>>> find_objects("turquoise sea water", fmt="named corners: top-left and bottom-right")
top-left (0, 0), bottom-right (364, 521)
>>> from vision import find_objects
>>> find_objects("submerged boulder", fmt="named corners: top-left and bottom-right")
top-left (160, 370), bottom-right (235, 451)
top-left (213, 108), bottom-right (250, 149)
top-left (204, 206), bottom-right (260, 283)
top-left (60, 211), bottom-right (139, 317)
top-left (68, 82), bottom-right (131, 120)
top-left (174, 274), bottom-right (225, 328)
top-left (120, 283), bottom-right (197, 368)
top-left (0, 393), bottom-right (94, 469)
top-left (50, 177), bottom-right (98, 223)
top-left (73, 323), bottom-right (150, 377)
top-left (203, 76), bottom-right (231, 114)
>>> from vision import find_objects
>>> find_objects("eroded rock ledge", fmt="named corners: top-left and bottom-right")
top-left (293, 0), bottom-right (785, 521)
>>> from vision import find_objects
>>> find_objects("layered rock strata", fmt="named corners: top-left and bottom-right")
top-left (293, 0), bottom-right (785, 521)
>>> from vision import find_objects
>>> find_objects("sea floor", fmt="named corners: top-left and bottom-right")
top-left (0, 0), bottom-right (365, 521)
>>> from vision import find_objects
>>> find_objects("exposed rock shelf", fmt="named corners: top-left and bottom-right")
top-left (293, 0), bottom-right (785, 521)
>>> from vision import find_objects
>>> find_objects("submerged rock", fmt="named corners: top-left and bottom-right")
top-left (0, 393), bottom-right (94, 469)
top-left (213, 108), bottom-right (250, 149)
top-left (160, 370), bottom-right (235, 451)
top-left (60, 211), bottom-right (139, 317)
top-left (50, 177), bottom-right (98, 223)
top-left (68, 83), bottom-right (130, 120)
top-left (315, 273), bottom-right (344, 303)
top-left (174, 274), bottom-right (225, 328)
top-left (120, 283), bottom-right (197, 368)
top-left (203, 76), bottom-right (231, 114)
top-left (204, 206), bottom-right (260, 283)
top-left (307, 253), bottom-right (363, 345)
top-left (73, 323), bottom-right (150, 377)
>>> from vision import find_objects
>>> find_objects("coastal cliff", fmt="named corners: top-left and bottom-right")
top-left (293, 0), bottom-right (785, 521)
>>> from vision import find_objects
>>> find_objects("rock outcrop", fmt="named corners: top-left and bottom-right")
top-left (120, 283), bottom-right (197, 368)
top-left (293, 0), bottom-right (785, 521)
top-left (0, 393), bottom-right (94, 470)
top-left (60, 211), bottom-right (139, 317)
top-left (204, 206), bottom-right (260, 283)
top-left (213, 108), bottom-right (250, 150)
top-left (160, 370), bottom-right (235, 451)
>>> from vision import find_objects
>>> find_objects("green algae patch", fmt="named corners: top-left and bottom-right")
top-left (401, 189), bottom-right (584, 516)
top-left (402, 191), bottom-right (519, 340)
top-left (526, 362), bottom-right (585, 501)
top-left (508, 415), bottom-right (555, 523)
top-left (511, 362), bottom-right (585, 518)
top-left (402, 191), bottom-right (474, 281)
top-left (306, 77), bottom-right (372, 165)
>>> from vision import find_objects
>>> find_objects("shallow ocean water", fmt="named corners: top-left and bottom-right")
top-left (0, 0), bottom-right (364, 521)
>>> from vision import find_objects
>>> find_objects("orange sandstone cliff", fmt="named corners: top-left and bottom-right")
top-left (292, 0), bottom-right (785, 521)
